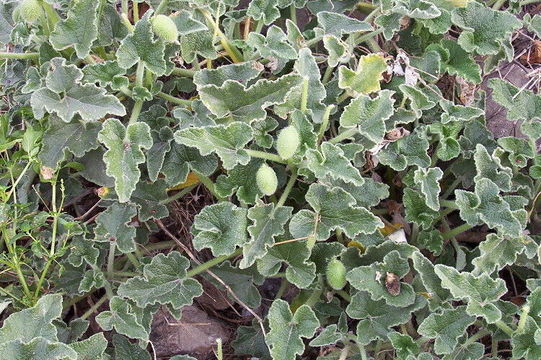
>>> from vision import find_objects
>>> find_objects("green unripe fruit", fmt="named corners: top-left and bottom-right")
top-left (152, 14), bottom-right (178, 43)
top-left (276, 126), bottom-right (300, 160)
top-left (326, 258), bottom-right (347, 290)
top-left (17, 0), bottom-right (43, 23)
top-left (256, 163), bottom-right (278, 196)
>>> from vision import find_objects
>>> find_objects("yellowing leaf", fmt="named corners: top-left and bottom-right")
top-left (167, 172), bottom-right (200, 191)
top-left (338, 54), bottom-right (388, 95)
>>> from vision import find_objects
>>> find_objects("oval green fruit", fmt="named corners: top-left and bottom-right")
top-left (152, 14), bottom-right (178, 43)
top-left (326, 258), bottom-right (347, 290)
top-left (18, 0), bottom-right (43, 23)
top-left (276, 126), bottom-right (300, 160)
top-left (256, 163), bottom-right (278, 196)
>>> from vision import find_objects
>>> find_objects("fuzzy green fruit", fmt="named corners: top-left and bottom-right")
top-left (151, 14), bottom-right (179, 43)
top-left (17, 0), bottom-right (43, 23)
top-left (276, 125), bottom-right (300, 160)
top-left (326, 258), bottom-right (347, 290)
top-left (256, 163), bottom-right (278, 196)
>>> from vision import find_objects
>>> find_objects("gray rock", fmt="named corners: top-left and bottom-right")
top-left (151, 306), bottom-right (231, 359)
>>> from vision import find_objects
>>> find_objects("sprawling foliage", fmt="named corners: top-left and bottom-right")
top-left (0, 0), bottom-right (540, 359)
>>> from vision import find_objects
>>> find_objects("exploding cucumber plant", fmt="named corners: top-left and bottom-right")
top-left (1, 0), bottom-right (541, 359)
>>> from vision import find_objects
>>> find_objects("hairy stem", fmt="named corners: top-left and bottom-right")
top-left (245, 149), bottom-right (288, 164)
top-left (186, 248), bottom-right (243, 277)
top-left (441, 223), bottom-right (473, 240)
top-left (277, 167), bottom-right (298, 207)
top-left (0, 52), bottom-right (40, 60)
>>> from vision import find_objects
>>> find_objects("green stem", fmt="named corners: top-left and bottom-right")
top-left (157, 91), bottom-right (192, 106)
top-left (216, 338), bottom-right (223, 360)
top-left (494, 320), bottom-right (514, 337)
top-left (107, 242), bottom-right (116, 274)
top-left (289, 4), bottom-right (297, 24)
top-left (277, 167), bottom-right (298, 207)
top-left (159, 185), bottom-right (196, 205)
top-left (335, 289), bottom-right (351, 302)
top-left (34, 179), bottom-right (61, 301)
top-left (0, 52), bottom-right (40, 60)
top-left (194, 172), bottom-right (225, 201)
top-left (322, 65), bottom-right (335, 84)
top-left (121, 0), bottom-right (128, 15)
top-left (105, 271), bottom-right (139, 277)
top-left (359, 344), bottom-right (368, 360)
top-left (126, 252), bottom-right (140, 268)
top-left (129, 101), bottom-right (143, 124)
top-left (318, 105), bottom-right (335, 142)
top-left (186, 248), bottom-right (243, 277)
top-left (305, 36), bottom-right (323, 47)
top-left (357, 2), bottom-right (378, 13)
top-left (245, 149), bottom-right (288, 164)
top-left (275, 278), bottom-right (289, 299)
top-left (154, 0), bottom-right (169, 15)
top-left (517, 304), bottom-right (530, 333)
top-left (171, 67), bottom-right (196, 78)
top-left (132, 0), bottom-right (139, 22)
top-left (441, 177), bottom-right (461, 200)
top-left (199, 9), bottom-right (244, 63)
top-left (464, 329), bottom-right (490, 346)
top-left (520, 0), bottom-right (541, 5)
top-left (441, 223), bottom-right (473, 241)
top-left (300, 78), bottom-right (309, 113)
top-left (440, 199), bottom-right (459, 210)
top-left (329, 128), bottom-right (358, 144)
top-left (254, 19), bottom-right (264, 34)
top-left (336, 91), bottom-right (351, 105)
top-left (492, 0), bottom-right (507, 9)
top-left (80, 295), bottom-right (109, 320)
top-left (355, 28), bottom-right (384, 46)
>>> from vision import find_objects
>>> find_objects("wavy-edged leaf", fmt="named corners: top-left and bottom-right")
top-left (117, 251), bottom-right (203, 309)
top-left (174, 122), bottom-right (252, 170)
top-left (0, 338), bottom-right (77, 360)
top-left (69, 333), bottom-right (108, 360)
top-left (257, 242), bottom-right (316, 288)
top-left (266, 299), bottom-right (319, 360)
top-left (240, 203), bottom-right (293, 269)
top-left (289, 183), bottom-right (383, 241)
top-left (198, 74), bottom-right (302, 122)
top-left (347, 291), bottom-right (427, 345)
top-left (473, 234), bottom-right (533, 275)
top-left (340, 89), bottom-right (395, 144)
top-left (112, 334), bottom-right (151, 360)
top-left (418, 306), bottom-right (476, 355)
top-left (192, 202), bottom-right (248, 256)
top-left (455, 178), bottom-right (524, 237)
top-left (413, 167), bottom-right (443, 211)
top-left (39, 116), bottom-right (101, 169)
top-left (98, 118), bottom-right (152, 202)
top-left (94, 202), bottom-right (137, 253)
top-left (0, 294), bottom-right (62, 343)
top-left (338, 54), bottom-right (387, 95)
top-left (347, 250), bottom-right (416, 307)
top-left (451, 2), bottom-right (521, 55)
top-left (117, 12), bottom-right (166, 75)
top-left (50, 0), bottom-right (99, 58)
top-left (435, 264), bottom-right (507, 323)
top-left (304, 142), bottom-right (365, 185)
top-left (378, 130), bottom-right (431, 171)
top-left (31, 58), bottom-right (126, 123)
top-left (95, 297), bottom-right (150, 341)
top-left (316, 11), bottom-right (372, 37)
